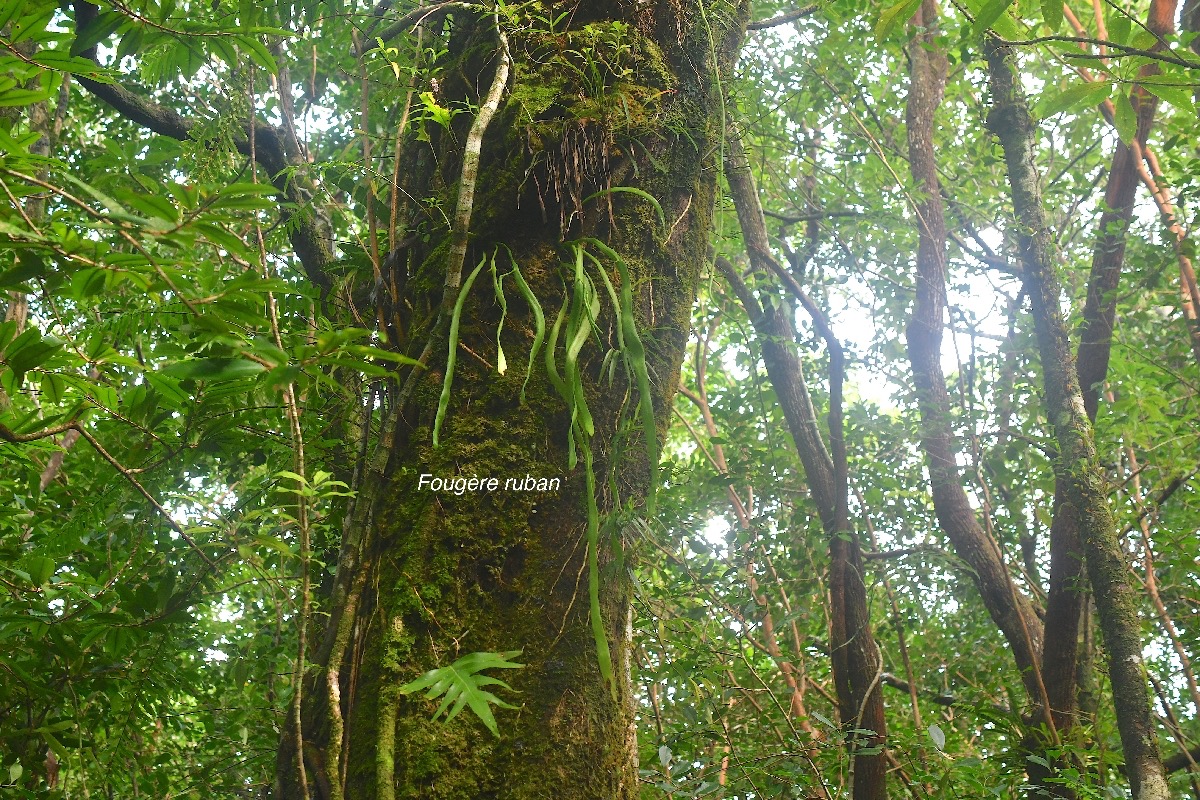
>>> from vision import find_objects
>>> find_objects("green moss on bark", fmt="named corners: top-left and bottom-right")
top-left (281, 4), bottom-right (750, 799)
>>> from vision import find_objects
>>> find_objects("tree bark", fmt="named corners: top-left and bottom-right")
top-left (1075, 0), bottom-right (1175, 417)
top-left (276, 3), bottom-right (749, 798)
top-left (985, 38), bottom-right (1171, 800)
top-left (1038, 0), bottom-right (1174, 779)
top-left (901, 0), bottom-right (1048, 716)
top-left (722, 131), bottom-right (888, 800)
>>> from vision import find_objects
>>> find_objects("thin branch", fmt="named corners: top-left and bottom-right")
top-left (70, 1), bottom-right (334, 292)
top-left (1002, 34), bottom-right (1199, 69)
top-left (71, 425), bottom-right (216, 567)
top-left (763, 208), bottom-right (861, 224)
top-left (747, 6), bottom-right (821, 30)
top-left (372, 1), bottom-right (470, 51)
top-left (881, 673), bottom-right (1012, 716)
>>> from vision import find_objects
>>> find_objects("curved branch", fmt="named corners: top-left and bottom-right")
top-left (0, 420), bottom-right (78, 443)
top-left (71, 1), bottom-right (334, 293)
top-left (368, 1), bottom-right (469, 53)
top-left (747, 6), bottom-right (820, 30)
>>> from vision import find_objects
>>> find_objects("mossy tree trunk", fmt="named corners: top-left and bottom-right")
top-left (902, 0), bottom-right (1048, 713)
top-left (276, 3), bottom-right (749, 798)
top-left (985, 39), bottom-right (1171, 800)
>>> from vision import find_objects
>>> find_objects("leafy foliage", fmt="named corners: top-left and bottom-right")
top-left (1, 0), bottom-right (1199, 796)
top-left (397, 650), bottom-right (524, 738)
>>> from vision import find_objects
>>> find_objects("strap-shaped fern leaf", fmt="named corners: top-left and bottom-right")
top-left (397, 650), bottom-right (524, 737)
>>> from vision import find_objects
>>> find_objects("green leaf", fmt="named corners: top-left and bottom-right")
top-left (398, 650), bottom-right (523, 737)
top-left (116, 25), bottom-right (145, 60)
top-left (0, 87), bottom-right (50, 107)
top-left (1143, 82), bottom-right (1195, 114)
top-left (71, 268), bottom-right (110, 300)
top-left (1112, 90), bottom-right (1137, 144)
top-left (25, 556), bottom-right (54, 587)
top-left (1038, 80), bottom-right (1110, 118)
top-left (233, 35), bottom-right (278, 74)
top-left (0, 0), bottom-right (28, 31)
top-left (41, 731), bottom-right (68, 759)
top-left (79, 625), bottom-right (108, 651)
top-left (582, 186), bottom-right (666, 230)
top-left (71, 9), bottom-right (126, 56)
top-left (1040, 0), bottom-right (1063, 30)
top-left (1129, 29), bottom-right (1158, 52)
top-left (928, 722), bottom-right (946, 750)
top-left (59, 174), bottom-right (143, 223)
top-left (971, 0), bottom-right (1015, 38)
top-left (161, 357), bottom-right (266, 382)
top-left (0, 253), bottom-right (49, 288)
top-left (433, 254), bottom-right (490, 447)
top-left (341, 344), bottom-right (421, 367)
top-left (3, 328), bottom-right (63, 383)
top-left (962, 0), bottom-right (1024, 39)
top-left (33, 51), bottom-right (112, 79)
top-left (810, 710), bottom-right (836, 730)
top-left (1106, 8), bottom-right (1131, 47)
top-left (144, 373), bottom-right (189, 408)
top-left (0, 320), bottom-right (17, 352)
top-left (875, 0), bottom-right (921, 39)
top-left (39, 373), bottom-right (65, 404)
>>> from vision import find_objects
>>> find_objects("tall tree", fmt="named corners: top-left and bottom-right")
top-left (269, 4), bottom-right (750, 798)
top-left (722, 128), bottom-right (888, 800)
top-left (986, 36), bottom-right (1172, 800)
top-left (4, 1), bottom-right (1200, 797)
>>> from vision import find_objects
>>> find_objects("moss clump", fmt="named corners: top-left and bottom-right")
top-left (507, 20), bottom-right (673, 138)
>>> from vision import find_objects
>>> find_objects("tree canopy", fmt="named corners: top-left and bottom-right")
top-left (2, 0), bottom-right (1200, 798)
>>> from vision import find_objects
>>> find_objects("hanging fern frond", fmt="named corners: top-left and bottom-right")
top-left (433, 253), bottom-right (490, 447)
top-left (502, 247), bottom-right (546, 404)
top-left (581, 237), bottom-right (659, 514)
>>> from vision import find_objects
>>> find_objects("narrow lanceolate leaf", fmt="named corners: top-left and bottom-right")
top-left (160, 358), bottom-right (266, 382)
top-left (505, 251), bottom-right (545, 404)
top-left (433, 254), bottom-right (489, 447)
top-left (1142, 82), bottom-right (1196, 115)
top-left (70, 9), bottom-right (126, 57)
top-left (962, 0), bottom-right (1024, 39)
top-left (875, 0), bottom-right (921, 39)
top-left (584, 238), bottom-right (659, 515)
top-left (1112, 91), bottom-right (1138, 144)
top-left (0, 88), bottom-right (51, 107)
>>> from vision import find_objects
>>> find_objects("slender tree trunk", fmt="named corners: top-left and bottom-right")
top-left (722, 130), bottom-right (888, 800)
top-left (901, 0), bottom-right (1047, 714)
top-left (1037, 0), bottom-right (1175, 784)
top-left (276, 4), bottom-right (749, 798)
top-left (985, 39), bottom-right (1171, 800)
top-left (1075, 0), bottom-right (1175, 416)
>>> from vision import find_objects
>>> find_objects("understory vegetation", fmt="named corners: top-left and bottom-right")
top-left (2, 0), bottom-right (1199, 797)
